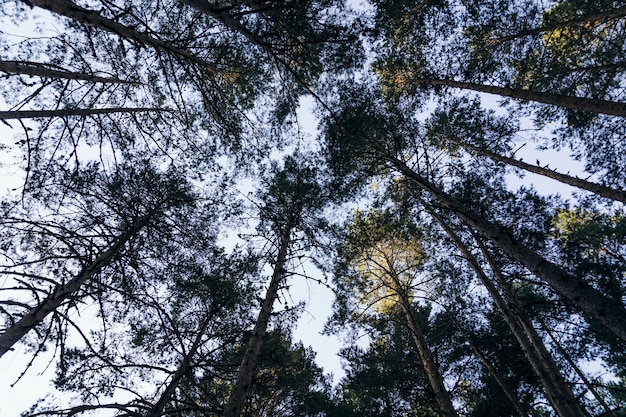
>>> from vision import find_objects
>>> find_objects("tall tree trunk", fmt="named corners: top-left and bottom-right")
top-left (0, 218), bottom-right (150, 357)
top-left (21, 0), bottom-right (219, 72)
top-left (383, 255), bottom-right (459, 417)
top-left (449, 315), bottom-right (527, 417)
top-left (145, 314), bottom-right (214, 417)
top-left (0, 60), bottom-right (138, 84)
top-left (421, 202), bottom-right (586, 417)
top-left (411, 78), bottom-right (626, 117)
top-left (222, 225), bottom-right (292, 417)
top-left (384, 153), bottom-right (626, 341)
top-left (536, 316), bottom-right (618, 417)
top-left (0, 107), bottom-right (166, 120)
top-left (443, 137), bottom-right (626, 203)
top-left (489, 5), bottom-right (626, 45)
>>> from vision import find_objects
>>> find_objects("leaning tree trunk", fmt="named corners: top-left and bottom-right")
top-left (222, 224), bottom-right (292, 417)
top-left (422, 201), bottom-right (586, 417)
top-left (383, 257), bottom-right (459, 417)
top-left (0, 107), bottom-right (166, 120)
top-left (0, 217), bottom-right (150, 357)
top-left (0, 60), bottom-right (138, 84)
top-left (21, 0), bottom-right (219, 72)
top-left (384, 153), bottom-right (626, 342)
top-left (443, 137), bottom-right (626, 203)
top-left (145, 313), bottom-right (215, 417)
top-left (411, 78), bottom-right (626, 117)
top-left (450, 316), bottom-right (527, 417)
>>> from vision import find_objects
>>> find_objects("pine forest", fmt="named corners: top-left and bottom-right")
top-left (0, 0), bottom-right (625, 416)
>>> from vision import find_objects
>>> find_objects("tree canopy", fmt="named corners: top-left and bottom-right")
top-left (1, 0), bottom-right (625, 416)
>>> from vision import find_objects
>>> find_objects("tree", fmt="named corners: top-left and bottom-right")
top-left (223, 154), bottom-right (330, 417)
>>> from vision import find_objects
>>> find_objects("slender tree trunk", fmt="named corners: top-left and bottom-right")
top-left (21, 0), bottom-right (218, 72)
top-left (383, 256), bottom-right (459, 417)
top-left (490, 5), bottom-right (626, 45)
top-left (421, 202), bottom-right (585, 417)
top-left (449, 315), bottom-right (527, 417)
top-left (475, 236), bottom-right (587, 417)
top-left (0, 60), bottom-right (138, 84)
top-left (443, 137), bottom-right (626, 203)
top-left (222, 225), bottom-right (292, 417)
top-left (536, 316), bottom-right (618, 417)
top-left (0, 218), bottom-right (149, 357)
top-left (411, 78), bottom-right (626, 117)
top-left (0, 107), bottom-right (166, 120)
top-left (384, 153), bottom-right (626, 341)
top-left (145, 314), bottom-right (214, 417)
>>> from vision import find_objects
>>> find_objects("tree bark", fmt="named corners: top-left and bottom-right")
top-left (0, 218), bottom-right (149, 357)
top-left (21, 0), bottom-right (218, 72)
top-left (0, 60), bottom-right (138, 84)
top-left (421, 202), bottom-right (585, 417)
top-left (383, 254), bottom-right (459, 417)
top-left (444, 137), bottom-right (626, 203)
top-left (412, 78), bottom-right (626, 117)
top-left (489, 5), bottom-right (626, 45)
top-left (222, 226), bottom-right (292, 417)
top-left (0, 107), bottom-right (166, 120)
top-left (384, 153), bottom-right (626, 342)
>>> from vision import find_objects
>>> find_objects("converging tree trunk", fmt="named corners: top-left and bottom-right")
top-left (382, 254), bottom-right (459, 417)
top-left (384, 153), bottom-right (626, 341)
top-left (421, 201), bottom-right (586, 417)
top-left (0, 107), bottom-right (166, 120)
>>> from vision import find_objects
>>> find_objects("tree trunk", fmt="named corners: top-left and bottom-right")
top-left (0, 107), bottom-right (166, 120)
top-left (421, 202), bottom-right (585, 417)
top-left (0, 60), bottom-right (138, 84)
top-left (450, 315), bottom-right (527, 417)
top-left (383, 255), bottom-right (459, 417)
top-left (222, 226), bottom-right (292, 417)
top-left (21, 0), bottom-right (218, 72)
top-left (385, 153), bottom-right (626, 341)
top-left (536, 316), bottom-right (618, 417)
top-left (0, 218), bottom-right (149, 357)
top-left (443, 137), bottom-right (626, 203)
top-left (489, 5), bottom-right (626, 45)
top-left (145, 314), bottom-right (214, 417)
top-left (412, 78), bottom-right (626, 117)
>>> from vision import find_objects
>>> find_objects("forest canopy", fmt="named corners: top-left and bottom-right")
top-left (0, 0), bottom-right (625, 416)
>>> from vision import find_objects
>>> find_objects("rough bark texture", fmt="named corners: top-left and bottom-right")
top-left (383, 255), bottom-right (459, 417)
top-left (0, 219), bottom-right (148, 357)
top-left (0, 60), bottom-right (137, 84)
top-left (386, 154), bottom-right (626, 342)
top-left (21, 0), bottom-right (218, 71)
top-left (424, 202), bottom-right (585, 417)
top-left (413, 78), bottom-right (626, 117)
top-left (222, 226), bottom-right (291, 417)
top-left (0, 107), bottom-right (165, 120)
top-left (445, 138), bottom-right (626, 203)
